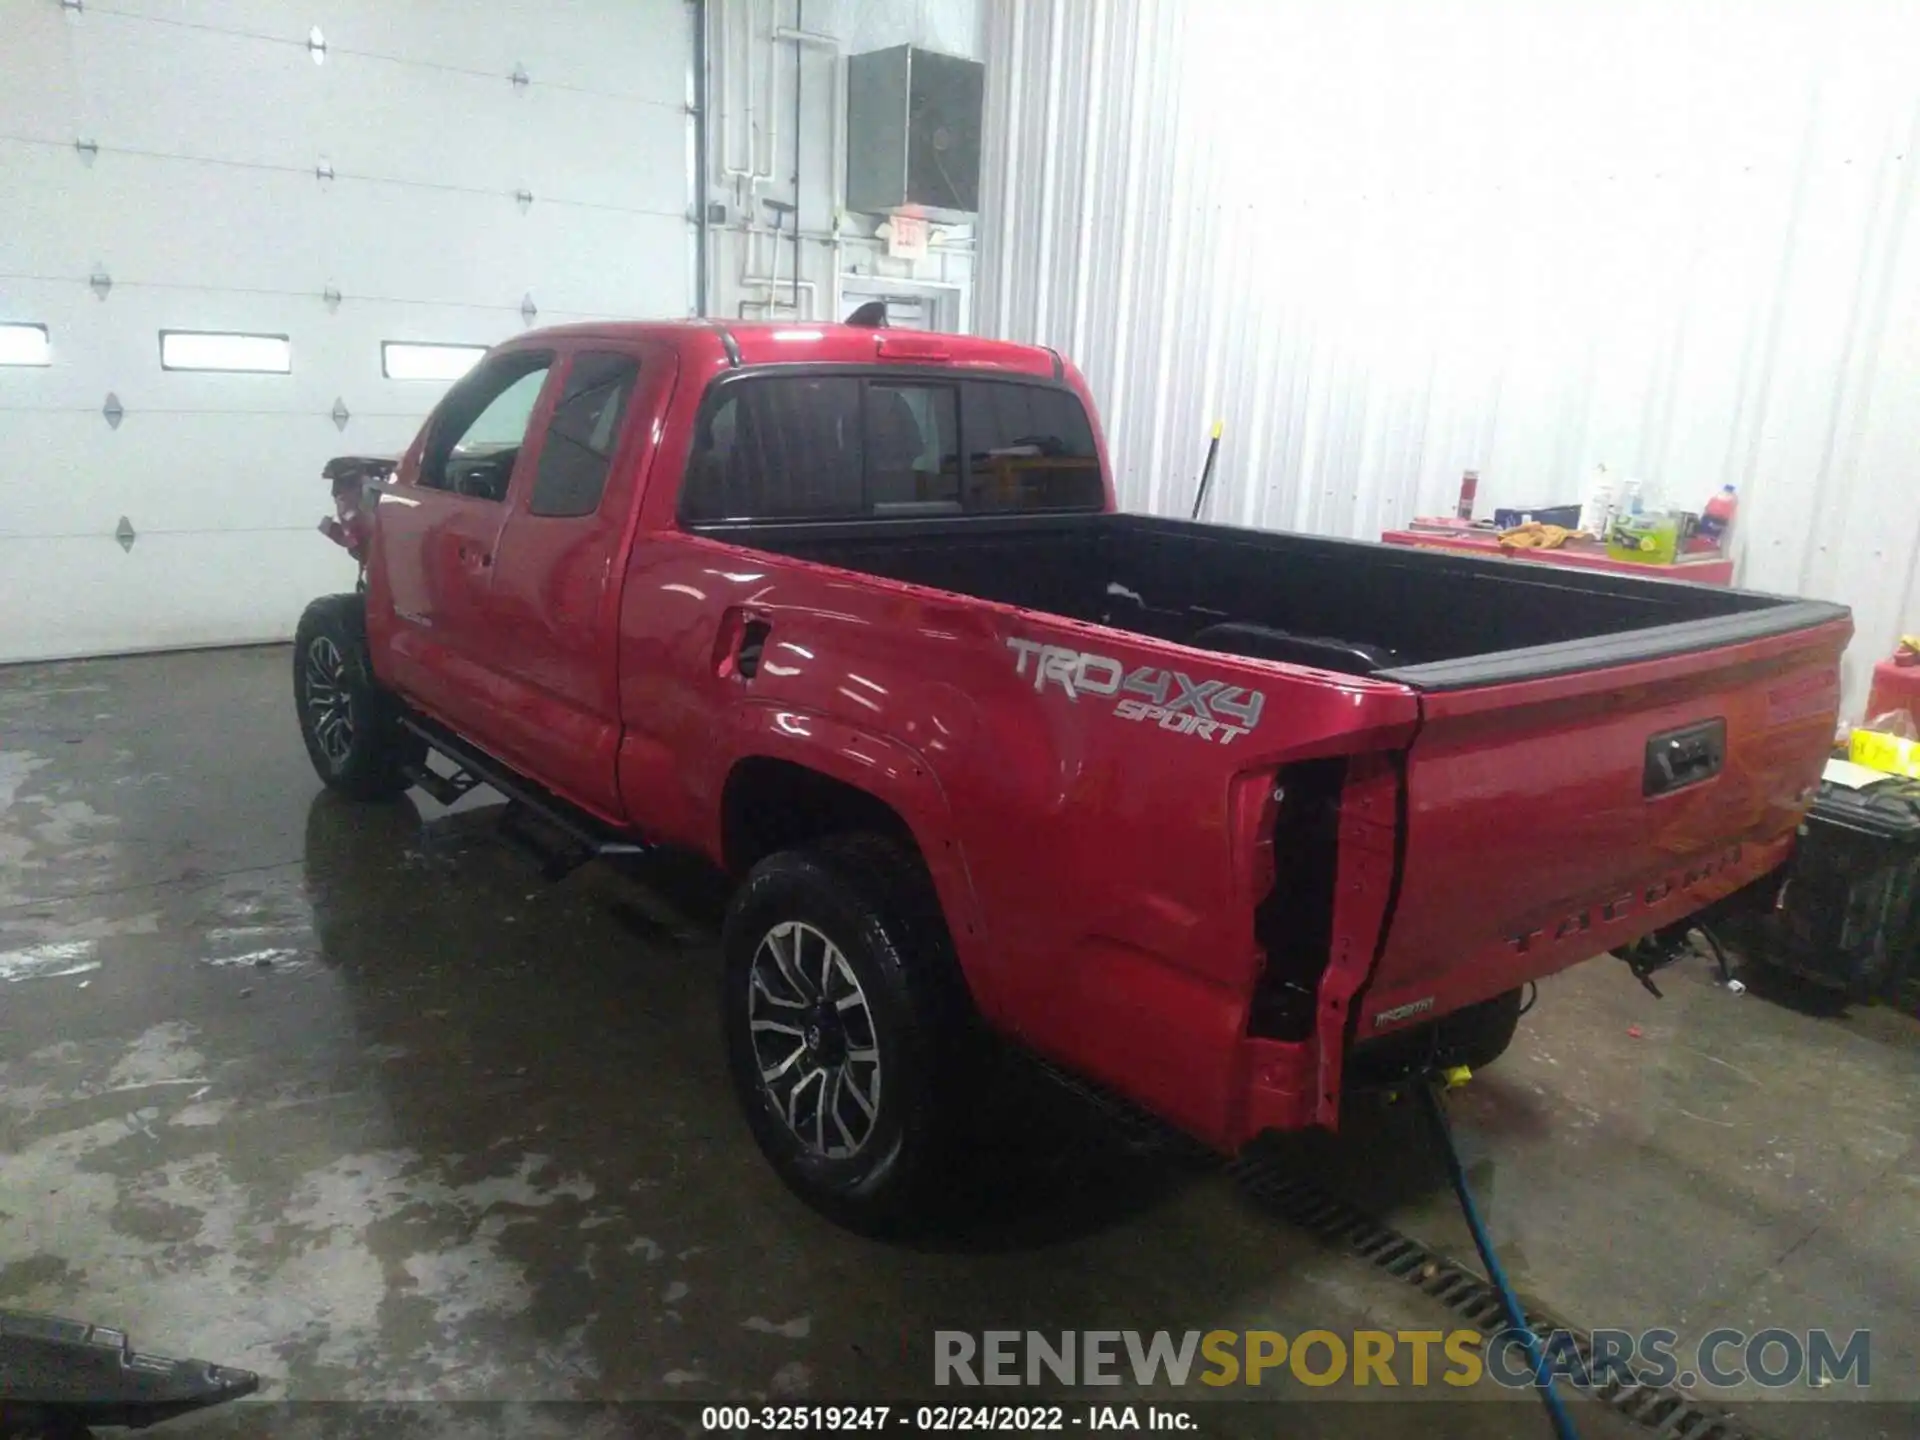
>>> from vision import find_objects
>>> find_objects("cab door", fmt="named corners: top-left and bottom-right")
top-left (481, 344), bottom-right (669, 819)
top-left (376, 349), bottom-right (557, 735)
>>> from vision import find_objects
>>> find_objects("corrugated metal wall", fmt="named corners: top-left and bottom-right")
top-left (979, 0), bottom-right (1920, 714)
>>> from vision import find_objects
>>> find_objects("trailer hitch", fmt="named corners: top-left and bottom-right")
top-left (0, 1310), bottom-right (257, 1438)
top-left (1615, 934), bottom-right (1689, 998)
top-left (1613, 921), bottom-right (1736, 998)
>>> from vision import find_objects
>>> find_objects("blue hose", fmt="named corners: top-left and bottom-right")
top-left (1419, 1081), bottom-right (1581, 1440)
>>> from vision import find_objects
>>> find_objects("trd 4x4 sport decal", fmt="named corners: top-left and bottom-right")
top-left (1005, 637), bottom-right (1265, 745)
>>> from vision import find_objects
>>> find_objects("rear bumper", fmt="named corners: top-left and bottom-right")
top-left (1011, 824), bottom-right (1801, 1156)
top-left (1230, 828), bottom-right (1797, 1148)
top-left (1352, 829), bottom-right (1796, 1041)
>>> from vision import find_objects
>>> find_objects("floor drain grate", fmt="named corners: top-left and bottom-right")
top-left (1026, 1061), bottom-right (1776, 1440)
top-left (1228, 1150), bottom-right (1774, 1440)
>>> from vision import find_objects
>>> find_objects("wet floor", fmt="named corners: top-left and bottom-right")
top-left (0, 647), bottom-right (1913, 1439)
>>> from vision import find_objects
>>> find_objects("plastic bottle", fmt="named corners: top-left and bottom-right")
top-left (1622, 478), bottom-right (1644, 517)
top-left (1697, 484), bottom-right (1738, 549)
top-left (1578, 465), bottom-right (1612, 536)
top-left (1456, 469), bottom-right (1479, 521)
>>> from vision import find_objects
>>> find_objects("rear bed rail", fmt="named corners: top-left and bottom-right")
top-left (1379, 598), bottom-right (1850, 690)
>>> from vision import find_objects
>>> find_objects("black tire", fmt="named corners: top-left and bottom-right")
top-left (293, 594), bottom-right (422, 801)
top-left (721, 833), bottom-right (972, 1234)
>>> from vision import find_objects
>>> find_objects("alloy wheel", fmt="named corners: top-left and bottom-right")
top-left (303, 635), bottom-right (355, 767)
top-left (747, 920), bottom-right (883, 1159)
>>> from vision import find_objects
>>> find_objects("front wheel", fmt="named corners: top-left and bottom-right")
top-left (721, 835), bottom-right (971, 1234)
top-left (293, 594), bottom-right (422, 800)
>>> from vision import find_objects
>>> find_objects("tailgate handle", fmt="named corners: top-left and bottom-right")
top-left (1644, 718), bottom-right (1726, 796)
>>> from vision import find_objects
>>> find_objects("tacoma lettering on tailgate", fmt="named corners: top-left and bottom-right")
top-left (1507, 844), bottom-right (1746, 956)
top-left (1005, 637), bottom-right (1265, 744)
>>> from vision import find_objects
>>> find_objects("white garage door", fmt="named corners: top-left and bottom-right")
top-left (0, 0), bottom-right (691, 663)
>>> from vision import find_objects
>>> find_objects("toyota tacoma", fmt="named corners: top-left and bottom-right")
top-left (295, 319), bottom-right (1850, 1229)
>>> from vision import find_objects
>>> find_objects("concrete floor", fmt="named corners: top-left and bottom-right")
top-left (1, 647), bottom-right (1914, 1440)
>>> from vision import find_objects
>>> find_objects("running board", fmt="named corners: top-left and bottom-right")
top-left (399, 716), bottom-right (648, 879)
top-left (499, 802), bottom-right (599, 882)
top-left (0, 1309), bottom-right (258, 1431)
top-left (401, 759), bottom-right (480, 807)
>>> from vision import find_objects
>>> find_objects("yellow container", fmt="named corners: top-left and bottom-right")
top-left (1849, 728), bottom-right (1920, 778)
top-left (1606, 513), bottom-right (1680, 565)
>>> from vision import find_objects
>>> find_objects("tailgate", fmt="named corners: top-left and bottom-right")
top-left (1343, 604), bottom-right (1850, 1047)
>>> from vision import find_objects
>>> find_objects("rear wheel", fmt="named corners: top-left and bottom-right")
top-left (721, 834), bottom-right (971, 1233)
top-left (293, 594), bottom-right (422, 800)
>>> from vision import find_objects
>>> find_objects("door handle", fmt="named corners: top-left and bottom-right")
top-left (735, 620), bottom-right (772, 680)
top-left (715, 609), bottom-right (773, 680)
top-left (457, 544), bottom-right (493, 572)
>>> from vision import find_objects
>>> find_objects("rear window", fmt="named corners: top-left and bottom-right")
top-left (684, 375), bottom-right (864, 520)
top-left (681, 374), bottom-right (1099, 523)
top-left (870, 382), bottom-right (962, 511)
top-left (960, 380), bottom-right (1101, 512)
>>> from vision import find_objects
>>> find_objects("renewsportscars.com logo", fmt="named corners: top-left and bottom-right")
top-left (934, 1327), bottom-right (1871, 1391)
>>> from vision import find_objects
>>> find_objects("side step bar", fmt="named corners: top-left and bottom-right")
top-left (0, 1309), bottom-right (258, 1431)
top-left (399, 716), bottom-right (648, 880)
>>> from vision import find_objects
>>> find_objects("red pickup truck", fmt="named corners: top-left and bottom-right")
top-left (298, 319), bottom-right (1849, 1229)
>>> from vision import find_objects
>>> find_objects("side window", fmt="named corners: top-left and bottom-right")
top-left (419, 352), bottom-right (553, 501)
top-left (962, 382), bottom-right (1102, 512)
top-left (868, 383), bottom-right (960, 512)
top-left (528, 352), bottom-right (642, 517)
top-left (682, 375), bottom-right (863, 521)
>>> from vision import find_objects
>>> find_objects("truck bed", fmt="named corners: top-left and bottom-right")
top-left (689, 505), bottom-right (1849, 1141)
top-left (704, 511), bottom-right (1842, 688)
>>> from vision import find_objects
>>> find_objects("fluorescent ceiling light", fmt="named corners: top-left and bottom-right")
top-left (382, 341), bottom-right (488, 381)
top-left (0, 323), bottom-right (51, 366)
top-left (160, 331), bottom-right (292, 373)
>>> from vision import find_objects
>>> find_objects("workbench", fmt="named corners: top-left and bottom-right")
top-left (1380, 525), bottom-right (1736, 587)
